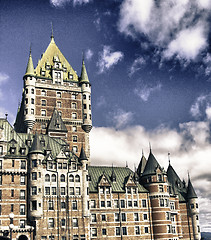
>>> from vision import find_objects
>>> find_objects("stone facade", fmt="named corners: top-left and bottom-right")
top-left (0, 35), bottom-right (201, 240)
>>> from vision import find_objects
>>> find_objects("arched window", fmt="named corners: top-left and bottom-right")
top-left (45, 174), bottom-right (50, 182)
top-left (52, 174), bottom-right (56, 182)
top-left (60, 174), bottom-right (65, 182)
top-left (31, 89), bottom-right (34, 94)
top-left (41, 90), bottom-right (46, 96)
top-left (75, 175), bottom-right (80, 182)
top-left (69, 174), bottom-right (74, 182)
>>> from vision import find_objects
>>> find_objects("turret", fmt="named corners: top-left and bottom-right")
top-left (137, 150), bottom-right (147, 176)
top-left (23, 48), bottom-right (36, 133)
top-left (28, 133), bottom-right (44, 220)
top-left (79, 146), bottom-right (89, 217)
top-left (187, 177), bottom-right (201, 240)
top-left (80, 59), bottom-right (92, 133)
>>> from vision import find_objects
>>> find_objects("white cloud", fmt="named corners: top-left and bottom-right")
top-left (134, 83), bottom-right (162, 102)
top-left (0, 72), bottom-right (9, 84)
top-left (97, 46), bottom-right (124, 73)
top-left (90, 120), bottom-right (211, 232)
top-left (85, 49), bottom-right (93, 60)
top-left (129, 57), bottom-right (146, 76)
top-left (118, 0), bottom-right (210, 62)
top-left (50, 0), bottom-right (90, 7)
top-left (109, 109), bottom-right (133, 129)
top-left (96, 96), bottom-right (106, 108)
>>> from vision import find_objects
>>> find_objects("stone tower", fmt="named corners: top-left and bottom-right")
top-left (14, 34), bottom-right (92, 160)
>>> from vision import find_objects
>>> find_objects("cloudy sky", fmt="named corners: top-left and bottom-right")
top-left (1, 0), bottom-right (211, 232)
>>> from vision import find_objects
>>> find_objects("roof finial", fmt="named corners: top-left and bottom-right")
top-left (126, 161), bottom-right (128, 168)
top-left (142, 149), bottom-right (144, 157)
top-left (149, 142), bottom-right (152, 153)
top-left (29, 43), bottom-right (32, 55)
top-left (82, 50), bottom-right (85, 62)
top-left (51, 22), bottom-right (54, 39)
top-left (5, 113), bottom-right (8, 120)
top-left (188, 171), bottom-right (190, 181)
top-left (168, 152), bottom-right (171, 164)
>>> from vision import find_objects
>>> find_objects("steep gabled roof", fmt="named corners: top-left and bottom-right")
top-left (80, 59), bottom-right (89, 83)
top-left (88, 166), bottom-right (148, 193)
top-left (142, 151), bottom-right (161, 176)
top-left (187, 179), bottom-right (198, 199)
top-left (47, 108), bottom-right (67, 133)
top-left (35, 36), bottom-right (78, 81)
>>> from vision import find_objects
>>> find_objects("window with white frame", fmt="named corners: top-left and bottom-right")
top-left (135, 226), bottom-right (140, 235)
top-left (72, 218), bottom-right (78, 227)
top-left (91, 228), bottom-right (97, 237)
top-left (57, 92), bottom-right (61, 98)
top-left (72, 126), bottom-right (77, 132)
top-left (90, 200), bottom-right (96, 208)
top-left (72, 103), bottom-right (76, 109)
top-left (91, 214), bottom-right (97, 222)
top-left (48, 218), bottom-right (54, 228)
top-left (41, 90), bottom-right (46, 96)
top-left (116, 227), bottom-right (120, 236)
top-left (122, 227), bottom-right (127, 235)
top-left (72, 113), bottom-right (77, 119)
top-left (134, 213), bottom-right (139, 221)
top-left (20, 204), bottom-right (25, 215)
top-left (41, 110), bottom-right (46, 116)
top-left (73, 136), bottom-right (77, 142)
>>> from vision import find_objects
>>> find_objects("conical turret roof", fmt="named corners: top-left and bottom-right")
top-left (187, 179), bottom-right (198, 199)
top-left (167, 163), bottom-right (183, 188)
top-left (80, 59), bottom-right (89, 83)
top-left (25, 49), bottom-right (35, 76)
top-left (79, 146), bottom-right (87, 160)
top-left (142, 150), bottom-right (161, 176)
top-left (29, 132), bottom-right (43, 154)
top-left (137, 153), bottom-right (147, 176)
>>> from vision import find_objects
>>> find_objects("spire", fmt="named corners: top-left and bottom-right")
top-left (137, 151), bottom-right (147, 176)
top-left (80, 59), bottom-right (89, 83)
top-left (50, 22), bottom-right (55, 44)
top-left (29, 132), bottom-right (44, 154)
top-left (187, 175), bottom-right (198, 199)
top-left (25, 47), bottom-right (35, 76)
top-left (47, 108), bottom-right (67, 133)
top-left (111, 164), bottom-right (117, 182)
top-left (79, 145), bottom-right (87, 160)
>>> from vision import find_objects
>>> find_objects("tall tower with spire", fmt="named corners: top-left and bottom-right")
top-left (14, 33), bottom-right (92, 160)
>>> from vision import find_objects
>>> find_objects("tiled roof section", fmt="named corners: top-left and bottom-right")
top-left (88, 166), bottom-right (148, 193)
top-left (47, 108), bottom-right (67, 133)
top-left (137, 154), bottom-right (147, 176)
top-left (0, 119), bottom-right (28, 156)
top-left (167, 163), bottom-right (187, 202)
top-left (187, 179), bottom-right (198, 199)
top-left (35, 37), bottom-right (78, 81)
top-left (142, 151), bottom-right (161, 176)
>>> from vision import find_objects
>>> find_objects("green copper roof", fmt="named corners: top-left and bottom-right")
top-left (80, 60), bottom-right (89, 83)
top-left (25, 50), bottom-right (35, 76)
top-left (142, 151), bottom-right (161, 176)
top-left (88, 166), bottom-right (148, 193)
top-left (29, 132), bottom-right (44, 154)
top-left (187, 179), bottom-right (198, 199)
top-left (47, 108), bottom-right (67, 133)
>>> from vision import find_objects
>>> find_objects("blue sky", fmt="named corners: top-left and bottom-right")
top-left (1, 0), bottom-right (211, 231)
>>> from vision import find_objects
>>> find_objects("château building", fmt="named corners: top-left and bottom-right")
top-left (0, 33), bottom-right (201, 240)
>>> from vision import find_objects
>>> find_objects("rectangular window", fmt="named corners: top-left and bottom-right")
top-left (11, 204), bottom-right (13, 212)
top-left (61, 187), bottom-right (65, 195)
top-left (135, 226), bottom-right (140, 235)
top-left (142, 199), bottom-right (147, 208)
top-left (61, 202), bottom-right (66, 209)
top-left (122, 227), bottom-right (127, 235)
top-left (91, 214), bottom-right (97, 222)
top-left (72, 201), bottom-right (77, 210)
top-left (101, 201), bottom-right (105, 208)
top-left (20, 176), bottom-right (25, 185)
top-left (72, 113), bottom-right (77, 119)
top-left (145, 227), bottom-right (149, 233)
top-left (102, 229), bottom-right (106, 236)
top-left (57, 92), bottom-right (61, 98)
top-left (31, 200), bottom-right (37, 210)
top-left (48, 201), bottom-right (54, 210)
top-left (134, 213), bottom-right (139, 221)
top-left (91, 228), bottom-right (97, 237)
top-left (52, 187), bottom-right (56, 195)
top-left (159, 185), bottom-right (164, 192)
top-left (116, 227), bottom-right (120, 236)
top-left (122, 213), bottom-right (126, 221)
top-left (0, 160), bottom-right (2, 169)
top-left (128, 200), bottom-right (132, 207)
top-left (48, 218), bottom-right (54, 228)
top-left (143, 213), bottom-right (148, 220)
top-left (58, 163), bottom-right (62, 169)
top-left (83, 104), bottom-right (87, 109)
top-left (20, 190), bottom-right (25, 200)
top-left (41, 110), bottom-right (46, 116)
top-left (167, 225), bottom-right (171, 233)
top-left (12, 160), bottom-right (14, 167)
top-left (11, 175), bottom-right (14, 182)
top-left (31, 187), bottom-right (37, 195)
top-left (0, 146), bottom-right (3, 155)
top-left (90, 200), bottom-right (96, 208)
top-left (75, 187), bottom-right (80, 195)
top-left (41, 100), bottom-right (46, 106)
top-left (115, 213), bottom-right (120, 222)
top-left (11, 189), bottom-right (14, 197)
top-left (0, 175), bottom-right (2, 185)
top-left (170, 202), bottom-right (175, 210)
top-left (32, 172), bottom-right (37, 180)
top-left (20, 204), bottom-right (25, 215)
top-left (120, 200), bottom-right (125, 208)
top-left (20, 220), bottom-right (25, 228)
top-left (45, 187), bottom-right (50, 195)
top-left (72, 126), bottom-right (77, 132)
top-left (72, 218), bottom-right (78, 227)
top-left (32, 160), bottom-right (37, 168)
top-left (57, 101), bottom-right (61, 108)
top-left (21, 161), bottom-right (26, 169)
top-left (102, 214), bottom-right (106, 221)
top-left (114, 200), bottom-right (119, 208)
top-left (160, 199), bottom-right (164, 207)
top-left (69, 187), bottom-right (74, 195)
top-left (61, 219), bottom-right (65, 227)
top-left (107, 201), bottom-right (111, 207)
top-left (73, 136), bottom-right (77, 142)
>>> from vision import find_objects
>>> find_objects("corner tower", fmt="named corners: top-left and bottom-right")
top-left (14, 34), bottom-right (92, 160)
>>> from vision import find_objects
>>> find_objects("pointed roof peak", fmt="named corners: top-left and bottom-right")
top-left (80, 58), bottom-right (89, 83)
top-left (79, 145), bottom-right (87, 160)
top-left (25, 47), bottom-right (35, 76)
top-left (29, 132), bottom-right (44, 154)
top-left (50, 22), bottom-right (55, 44)
top-left (187, 177), bottom-right (198, 199)
top-left (142, 151), bottom-right (161, 176)
top-left (47, 108), bottom-right (67, 133)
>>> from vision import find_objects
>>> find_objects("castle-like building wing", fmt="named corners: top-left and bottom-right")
top-left (0, 35), bottom-right (201, 240)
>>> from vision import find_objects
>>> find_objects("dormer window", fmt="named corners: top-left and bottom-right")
top-left (56, 63), bottom-right (60, 68)
top-left (72, 146), bottom-right (78, 153)
top-left (10, 147), bottom-right (16, 154)
top-left (63, 67), bottom-right (67, 72)
top-left (20, 148), bottom-right (26, 155)
top-left (46, 63), bottom-right (50, 70)
top-left (69, 73), bottom-right (73, 79)
top-left (41, 70), bottom-right (45, 76)
top-left (53, 56), bottom-right (59, 62)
